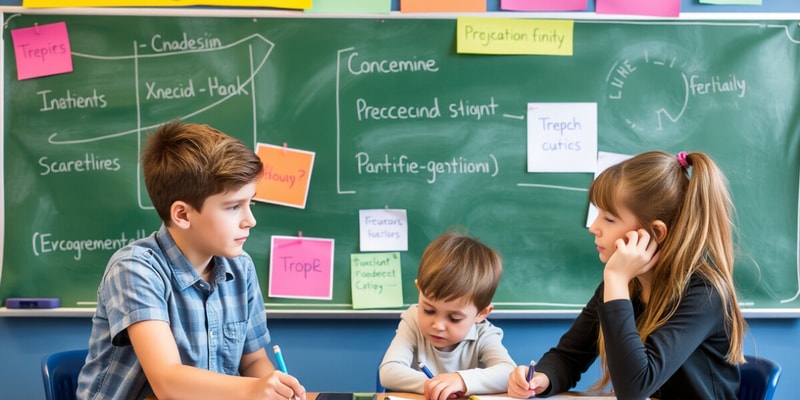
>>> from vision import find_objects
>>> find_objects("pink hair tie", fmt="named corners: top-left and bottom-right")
top-left (676, 151), bottom-right (689, 169)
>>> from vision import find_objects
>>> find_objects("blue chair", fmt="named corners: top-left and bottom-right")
top-left (738, 355), bottom-right (782, 400)
top-left (376, 361), bottom-right (386, 393)
top-left (42, 349), bottom-right (88, 400)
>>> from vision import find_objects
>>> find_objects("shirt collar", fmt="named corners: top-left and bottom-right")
top-left (155, 224), bottom-right (235, 290)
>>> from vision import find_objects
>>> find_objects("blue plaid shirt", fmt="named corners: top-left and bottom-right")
top-left (77, 224), bottom-right (270, 400)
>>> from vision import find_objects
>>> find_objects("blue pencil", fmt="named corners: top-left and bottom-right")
top-left (273, 345), bottom-right (288, 373)
top-left (418, 361), bottom-right (434, 378)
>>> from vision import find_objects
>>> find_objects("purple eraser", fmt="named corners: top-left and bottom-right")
top-left (6, 298), bottom-right (61, 309)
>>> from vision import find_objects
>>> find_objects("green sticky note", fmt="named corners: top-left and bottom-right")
top-left (306, 0), bottom-right (391, 13)
top-left (353, 393), bottom-right (376, 400)
top-left (350, 252), bottom-right (403, 309)
top-left (699, 0), bottom-right (761, 4)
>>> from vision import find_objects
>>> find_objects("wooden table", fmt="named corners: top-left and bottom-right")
top-left (148, 391), bottom-right (617, 399)
top-left (317, 393), bottom-right (617, 399)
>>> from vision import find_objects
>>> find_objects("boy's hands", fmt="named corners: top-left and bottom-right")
top-left (507, 365), bottom-right (549, 398)
top-left (130, 320), bottom-right (307, 400)
top-left (423, 372), bottom-right (467, 400)
top-left (252, 371), bottom-right (306, 400)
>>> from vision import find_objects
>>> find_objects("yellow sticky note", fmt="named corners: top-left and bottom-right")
top-left (22, 0), bottom-right (311, 9)
top-left (457, 17), bottom-right (574, 56)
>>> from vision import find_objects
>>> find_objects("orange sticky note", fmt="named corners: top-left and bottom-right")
top-left (401, 0), bottom-right (485, 13)
top-left (10, 22), bottom-right (73, 80)
top-left (255, 143), bottom-right (315, 209)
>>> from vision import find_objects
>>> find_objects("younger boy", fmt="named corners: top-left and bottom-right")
top-left (77, 120), bottom-right (305, 400)
top-left (379, 231), bottom-right (515, 400)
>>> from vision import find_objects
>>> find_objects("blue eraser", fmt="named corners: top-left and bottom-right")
top-left (6, 298), bottom-right (61, 309)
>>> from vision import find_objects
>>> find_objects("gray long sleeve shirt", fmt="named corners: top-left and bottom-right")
top-left (379, 304), bottom-right (516, 394)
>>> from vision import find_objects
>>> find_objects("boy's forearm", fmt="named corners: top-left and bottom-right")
top-left (150, 364), bottom-right (259, 400)
top-left (240, 350), bottom-right (276, 378)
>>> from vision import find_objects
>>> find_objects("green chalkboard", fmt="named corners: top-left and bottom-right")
top-left (2, 12), bottom-right (800, 315)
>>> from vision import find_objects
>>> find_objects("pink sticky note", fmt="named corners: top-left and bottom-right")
top-left (269, 236), bottom-right (335, 300)
top-left (501, 0), bottom-right (587, 11)
top-left (401, 0), bottom-right (485, 13)
top-left (596, 0), bottom-right (680, 17)
top-left (11, 22), bottom-right (73, 80)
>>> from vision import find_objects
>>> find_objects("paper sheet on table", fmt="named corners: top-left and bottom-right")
top-left (470, 395), bottom-right (618, 399)
top-left (387, 395), bottom-right (617, 400)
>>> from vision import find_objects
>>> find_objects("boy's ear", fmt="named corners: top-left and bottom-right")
top-left (651, 220), bottom-right (668, 243)
top-left (475, 304), bottom-right (494, 323)
top-left (171, 201), bottom-right (192, 229)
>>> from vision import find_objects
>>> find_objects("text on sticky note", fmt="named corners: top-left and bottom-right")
top-left (457, 17), bottom-right (574, 55)
top-left (11, 21), bottom-right (73, 80)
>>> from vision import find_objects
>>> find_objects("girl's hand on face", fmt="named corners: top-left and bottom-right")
top-left (605, 229), bottom-right (659, 282)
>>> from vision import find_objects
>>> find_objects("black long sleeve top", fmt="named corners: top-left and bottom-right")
top-left (535, 275), bottom-right (739, 400)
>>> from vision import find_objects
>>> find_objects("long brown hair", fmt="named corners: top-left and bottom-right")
top-left (588, 151), bottom-right (746, 390)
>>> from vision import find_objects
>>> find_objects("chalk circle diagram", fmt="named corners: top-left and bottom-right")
top-left (602, 41), bottom-right (699, 143)
top-left (44, 33), bottom-right (276, 209)
top-left (603, 33), bottom-right (800, 307)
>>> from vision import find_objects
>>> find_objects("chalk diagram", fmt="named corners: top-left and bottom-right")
top-left (598, 23), bottom-right (800, 307)
top-left (520, 22), bottom-right (800, 309)
top-left (603, 43), bottom-right (695, 135)
top-left (44, 33), bottom-right (276, 210)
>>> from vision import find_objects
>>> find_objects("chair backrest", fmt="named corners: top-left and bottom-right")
top-left (376, 361), bottom-right (386, 393)
top-left (738, 355), bottom-right (782, 400)
top-left (42, 349), bottom-right (89, 400)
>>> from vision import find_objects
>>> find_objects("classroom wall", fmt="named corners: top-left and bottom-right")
top-left (1, 316), bottom-right (798, 399)
top-left (2, 0), bottom-right (799, 399)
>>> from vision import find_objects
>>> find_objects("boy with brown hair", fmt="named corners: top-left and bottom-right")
top-left (77, 120), bottom-right (305, 400)
top-left (379, 231), bottom-right (515, 400)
